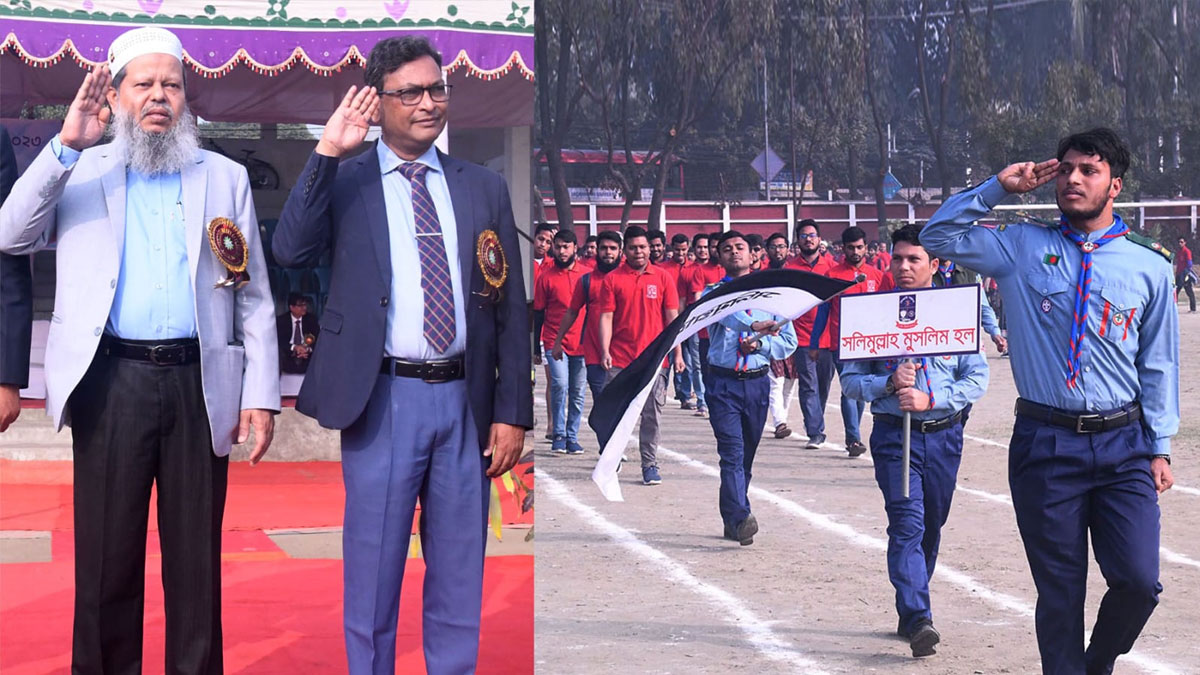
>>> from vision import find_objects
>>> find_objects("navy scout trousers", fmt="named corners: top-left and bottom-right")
top-left (1009, 414), bottom-right (1161, 675)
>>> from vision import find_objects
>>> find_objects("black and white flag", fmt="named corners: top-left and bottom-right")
top-left (588, 268), bottom-right (852, 501)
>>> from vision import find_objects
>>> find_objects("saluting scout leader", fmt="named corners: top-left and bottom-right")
top-left (921, 127), bottom-right (1178, 675)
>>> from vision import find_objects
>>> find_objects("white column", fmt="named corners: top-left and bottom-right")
top-left (504, 125), bottom-right (533, 297)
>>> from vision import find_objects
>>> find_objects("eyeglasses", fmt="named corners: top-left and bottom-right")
top-left (796, 233), bottom-right (819, 239)
top-left (378, 84), bottom-right (453, 105)
top-left (768, 243), bottom-right (789, 250)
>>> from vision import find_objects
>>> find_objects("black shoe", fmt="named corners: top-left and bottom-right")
top-left (896, 619), bottom-right (909, 640)
top-left (846, 440), bottom-right (867, 457)
top-left (732, 514), bottom-right (758, 546)
top-left (909, 621), bottom-right (940, 657)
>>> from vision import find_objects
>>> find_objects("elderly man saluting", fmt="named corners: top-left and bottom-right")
top-left (0, 28), bottom-right (279, 674)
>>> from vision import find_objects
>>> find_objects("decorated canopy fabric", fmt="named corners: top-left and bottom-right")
top-left (1, 0), bottom-right (534, 126)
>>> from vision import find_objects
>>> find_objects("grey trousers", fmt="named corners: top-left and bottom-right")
top-left (606, 365), bottom-right (668, 468)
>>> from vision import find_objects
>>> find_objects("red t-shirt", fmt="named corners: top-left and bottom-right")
top-left (575, 256), bottom-right (597, 272)
top-left (568, 268), bottom-right (610, 366)
top-left (687, 262), bottom-right (726, 339)
top-left (826, 261), bottom-right (884, 354)
top-left (595, 262), bottom-right (680, 369)
top-left (1177, 244), bottom-right (1193, 276)
top-left (533, 263), bottom-right (587, 355)
top-left (784, 253), bottom-right (834, 348)
top-left (869, 250), bottom-right (892, 273)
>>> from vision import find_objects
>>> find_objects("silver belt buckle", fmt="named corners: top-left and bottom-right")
top-left (148, 344), bottom-right (178, 366)
top-left (1075, 413), bottom-right (1102, 434)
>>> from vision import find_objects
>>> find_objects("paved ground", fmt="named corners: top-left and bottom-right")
top-left (534, 306), bottom-right (1200, 674)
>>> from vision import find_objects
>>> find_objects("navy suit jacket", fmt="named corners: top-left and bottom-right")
top-left (272, 145), bottom-right (533, 445)
top-left (0, 125), bottom-right (33, 389)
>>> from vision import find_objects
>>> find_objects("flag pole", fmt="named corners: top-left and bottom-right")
top-left (902, 410), bottom-right (912, 498)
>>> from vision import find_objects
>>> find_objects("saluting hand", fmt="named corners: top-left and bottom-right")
top-left (315, 85), bottom-right (380, 159)
top-left (997, 159), bottom-right (1059, 194)
top-left (60, 64), bottom-right (112, 151)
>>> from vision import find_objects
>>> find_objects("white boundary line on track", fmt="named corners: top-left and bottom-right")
top-left (654, 444), bottom-right (1184, 675)
top-left (536, 468), bottom-right (830, 675)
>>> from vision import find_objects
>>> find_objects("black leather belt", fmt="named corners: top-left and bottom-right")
top-left (100, 336), bottom-right (201, 366)
top-left (709, 365), bottom-right (769, 380)
top-left (1015, 398), bottom-right (1141, 434)
top-left (381, 357), bottom-right (465, 383)
top-left (874, 409), bottom-right (964, 433)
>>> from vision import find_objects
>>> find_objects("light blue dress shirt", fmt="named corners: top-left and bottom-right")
top-left (921, 176), bottom-right (1179, 454)
top-left (842, 351), bottom-right (989, 421)
top-left (52, 135), bottom-right (196, 340)
top-left (701, 278), bottom-right (798, 370)
top-left (377, 142), bottom-right (466, 360)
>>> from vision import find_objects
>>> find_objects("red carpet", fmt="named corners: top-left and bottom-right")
top-left (0, 460), bottom-right (533, 674)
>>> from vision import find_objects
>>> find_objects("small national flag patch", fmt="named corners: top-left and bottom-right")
top-left (1043, 253), bottom-right (1061, 265)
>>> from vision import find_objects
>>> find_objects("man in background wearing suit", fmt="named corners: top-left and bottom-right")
top-left (0, 124), bottom-right (32, 433)
top-left (0, 28), bottom-right (279, 673)
top-left (272, 36), bottom-right (532, 675)
top-left (277, 292), bottom-right (319, 374)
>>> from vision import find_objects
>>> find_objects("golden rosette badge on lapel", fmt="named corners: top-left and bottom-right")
top-left (475, 229), bottom-right (508, 302)
top-left (207, 218), bottom-right (250, 289)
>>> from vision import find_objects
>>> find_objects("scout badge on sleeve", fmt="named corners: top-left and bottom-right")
top-left (207, 217), bottom-right (250, 288)
top-left (475, 229), bottom-right (508, 302)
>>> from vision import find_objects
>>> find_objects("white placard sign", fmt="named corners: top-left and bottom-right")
top-left (838, 285), bottom-right (981, 361)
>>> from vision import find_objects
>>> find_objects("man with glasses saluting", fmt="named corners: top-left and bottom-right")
top-left (273, 36), bottom-right (531, 675)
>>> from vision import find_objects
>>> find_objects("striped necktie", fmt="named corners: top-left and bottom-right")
top-left (399, 162), bottom-right (456, 354)
top-left (1059, 215), bottom-right (1128, 388)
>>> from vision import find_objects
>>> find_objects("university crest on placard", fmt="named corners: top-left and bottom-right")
top-left (897, 294), bottom-right (917, 329)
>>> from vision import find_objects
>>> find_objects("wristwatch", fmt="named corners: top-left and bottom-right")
top-left (1153, 454), bottom-right (1171, 465)
top-left (883, 377), bottom-right (896, 396)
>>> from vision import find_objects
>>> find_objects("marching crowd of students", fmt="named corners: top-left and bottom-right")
top-left (529, 218), bottom-right (991, 478)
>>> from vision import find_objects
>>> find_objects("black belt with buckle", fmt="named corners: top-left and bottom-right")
top-left (381, 357), bottom-right (465, 383)
top-left (874, 409), bottom-right (964, 433)
top-left (1015, 398), bottom-right (1141, 434)
top-left (100, 336), bottom-right (201, 366)
top-left (709, 365), bottom-right (769, 380)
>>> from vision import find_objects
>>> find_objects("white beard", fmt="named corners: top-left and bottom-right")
top-left (110, 105), bottom-right (199, 176)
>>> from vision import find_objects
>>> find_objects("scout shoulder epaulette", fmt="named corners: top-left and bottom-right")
top-left (1010, 211), bottom-right (1059, 228)
top-left (1124, 232), bottom-right (1174, 263)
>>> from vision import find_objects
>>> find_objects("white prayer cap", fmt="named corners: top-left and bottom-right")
top-left (108, 27), bottom-right (184, 78)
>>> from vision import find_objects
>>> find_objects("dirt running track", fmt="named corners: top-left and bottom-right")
top-left (534, 307), bottom-right (1199, 674)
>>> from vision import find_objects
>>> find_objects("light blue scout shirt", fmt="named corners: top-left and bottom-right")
top-left (841, 351), bottom-right (989, 421)
top-left (920, 176), bottom-right (1179, 455)
top-left (53, 135), bottom-right (197, 339)
top-left (701, 279), bottom-right (798, 370)
top-left (377, 142), bottom-right (467, 360)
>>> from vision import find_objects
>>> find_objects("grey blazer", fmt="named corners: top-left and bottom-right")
top-left (0, 142), bottom-right (280, 456)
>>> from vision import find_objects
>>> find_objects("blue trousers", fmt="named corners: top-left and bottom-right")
top-left (834, 356), bottom-right (865, 443)
top-left (794, 348), bottom-right (835, 437)
top-left (696, 337), bottom-right (710, 410)
top-left (341, 375), bottom-right (489, 675)
top-left (705, 372), bottom-right (769, 528)
top-left (1008, 415), bottom-right (1161, 675)
top-left (681, 333), bottom-right (705, 401)
top-left (586, 363), bottom-right (607, 400)
top-left (870, 418), bottom-right (963, 635)
top-left (547, 353), bottom-right (586, 441)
